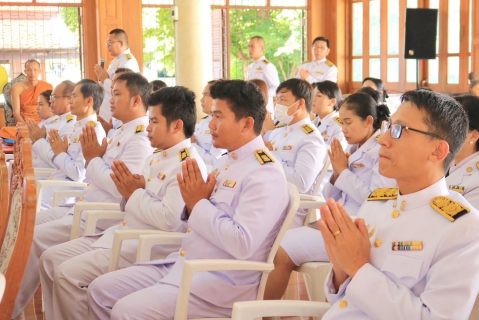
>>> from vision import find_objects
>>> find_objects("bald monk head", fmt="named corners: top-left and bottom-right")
top-left (107, 29), bottom-right (129, 57)
top-left (24, 59), bottom-right (41, 83)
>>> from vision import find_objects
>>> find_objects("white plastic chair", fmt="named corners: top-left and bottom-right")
top-left (52, 189), bottom-right (84, 207)
top-left (36, 180), bottom-right (87, 213)
top-left (34, 167), bottom-right (56, 180)
top-left (169, 183), bottom-right (300, 320)
top-left (0, 272), bottom-right (5, 303)
top-left (70, 202), bottom-right (122, 240)
top-left (231, 300), bottom-right (330, 320)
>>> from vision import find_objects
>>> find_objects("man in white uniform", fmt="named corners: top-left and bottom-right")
top-left (246, 36), bottom-right (280, 114)
top-left (39, 79), bottom-right (106, 212)
top-left (38, 86), bottom-right (207, 320)
top-left (296, 36), bottom-right (338, 83)
top-left (94, 29), bottom-right (139, 126)
top-left (28, 80), bottom-right (76, 169)
top-left (318, 90), bottom-right (479, 319)
top-left (191, 80), bottom-right (226, 166)
top-left (11, 73), bottom-right (153, 319)
top-left (87, 80), bottom-right (289, 319)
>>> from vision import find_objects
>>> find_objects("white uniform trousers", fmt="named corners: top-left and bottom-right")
top-left (12, 207), bottom-right (72, 318)
top-left (280, 226), bottom-right (328, 266)
top-left (87, 265), bottom-right (232, 320)
top-left (35, 205), bottom-right (70, 225)
top-left (39, 237), bottom-right (131, 320)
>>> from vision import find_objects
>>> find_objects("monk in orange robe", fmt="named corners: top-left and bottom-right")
top-left (0, 60), bottom-right (53, 140)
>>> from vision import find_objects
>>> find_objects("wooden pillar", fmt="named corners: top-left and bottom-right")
top-left (308, 0), bottom-right (349, 93)
top-left (473, 0), bottom-right (479, 75)
top-left (82, 0), bottom-right (143, 81)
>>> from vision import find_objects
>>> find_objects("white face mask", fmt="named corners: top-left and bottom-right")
top-left (274, 100), bottom-right (300, 124)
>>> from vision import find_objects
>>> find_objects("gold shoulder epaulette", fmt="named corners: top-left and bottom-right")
top-left (263, 59), bottom-right (270, 64)
top-left (301, 124), bottom-right (314, 135)
top-left (179, 148), bottom-right (190, 162)
top-left (274, 123), bottom-right (286, 129)
top-left (126, 54), bottom-right (132, 59)
top-left (135, 125), bottom-right (145, 133)
top-left (153, 148), bottom-right (162, 154)
top-left (87, 120), bottom-right (97, 127)
top-left (302, 59), bottom-right (312, 64)
top-left (334, 117), bottom-right (342, 126)
top-left (375, 134), bottom-right (383, 141)
top-left (66, 114), bottom-right (74, 123)
top-left (367, 188), bottom-right (399, 201)
top-left (430, 196), bottom-right (470, 222)
top-left (325, 60), bottom-right (335, 67)
top-left (254, 149), bottom-right (275, 165)
top-left (51, 118), bottom-right (59, 124)
top-left (201, 115), bottom-right (209, 120)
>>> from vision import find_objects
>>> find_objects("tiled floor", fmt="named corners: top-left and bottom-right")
top-left (24, 273), bottom-right (309, 320)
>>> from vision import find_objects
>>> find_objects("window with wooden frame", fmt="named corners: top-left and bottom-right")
top-left (350, 0), bottom-right (473, 94)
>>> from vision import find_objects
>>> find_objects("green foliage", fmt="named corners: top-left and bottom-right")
top-left (142, 8), bottom-right (176, 77)
top-left (60, 7), bottom-right (79, 36)
top-left (229, 9), bottom-right (306, 81)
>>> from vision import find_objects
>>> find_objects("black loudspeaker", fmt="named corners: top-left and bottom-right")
top-left (404, 8), bottom-right (438, 60)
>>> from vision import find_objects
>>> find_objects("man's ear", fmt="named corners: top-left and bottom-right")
top-left (430, 140), bottom-right (450, 164)
top-left (241, 116), bottom-right (255, 133)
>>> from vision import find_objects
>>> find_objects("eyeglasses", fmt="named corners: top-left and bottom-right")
top-left (50, 95), bottom-right (71, 100)
top-left (312, 46), bottom-right (328, 50)
top-left (381, 121), bottom-right (443, 140)
top-left (106, 40), bottom-right (121, 47)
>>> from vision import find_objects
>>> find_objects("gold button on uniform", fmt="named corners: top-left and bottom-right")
top-left (148, 176), bottom-right (151, 182)
top-left (122, 220), bottom-right (127, 226)
top-left (87, 182), bottom-right (91, 187)
top-left (283, 133), bottom-right (288, 137)
top-left (163, 151), bottom-right (168, 157)
top-left (339, 300), bottom-right (348, 308)
top-left (225, 164), bottom-right (229, 170)
top-left (374, 239), bottom-right (382, 247)
top-left (180, 249), bottom-right (186, 257)
top-left (187, 228), bottom-right (192, 233)
top-left (232, 153), bottom-right (237, 160)
top-left (79, 197), bottom-right (84, 201)
top-left (49, 176), bottom-right (53, 180)
top-left (392, 210), bottom-right (400, 218)
top-left (467, 167), bottom-right (473, 173)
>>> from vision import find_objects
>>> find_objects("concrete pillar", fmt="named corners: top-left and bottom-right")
top-left (174, 0), bottom-right (212, 120)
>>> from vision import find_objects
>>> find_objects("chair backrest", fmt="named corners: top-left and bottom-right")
top-left (0, 273), bottom-right (5, 303)
top-left (0, 127), bottom-right (37, 319)
top-left (312, 154), bottom-right (331, 197)
top-left (0, 146), bottom-right (8, 235)
top-left (256, 182), bottom-right (300, 300)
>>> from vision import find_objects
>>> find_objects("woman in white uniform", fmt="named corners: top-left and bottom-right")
top-left (447, 95), bottom-right (479, 209)
top-left (264, 92), bottom-right (397, 300)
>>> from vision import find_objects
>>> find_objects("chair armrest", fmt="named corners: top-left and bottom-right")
top-left (174, 260), bottom-right (274, 320)
top-left (300, 194), bottom-right (326, 202)
top-left (84, 210), bottom-right (126, 235)
top-left (299, 199), bottom-right (327, 210)
top-left (231, 300), bottom-right (331, 320)
top-left (5, 154), bottom-right (13, 161)
top-left (136, 233), bottom-right (186, 263)
top-left (107, 229), bottom-right (174, 272)
top-left (70, 202), bottom-right (120, 240)
top-left (36, 180), bottom-right (86, 213)
top-left (52, 189), bottom-right (84, 207)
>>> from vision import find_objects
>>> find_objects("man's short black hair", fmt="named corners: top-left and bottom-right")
top-left (400, 89), bottom-right (468, 171)
top-left (109, 28), bottom-right (128, 45)
top-left (115, 68), bottom-right (134, 74)
top-left (312, 36), bottom-right (330, 48)
top-left (455, 94), bottom-right (479, 150)
top-left (276, 78), bottom-right (313, 113)
top-left (209, 80), bottom-right (266, 136)
top-left (150, 80), bottom-right (168, 92)
top-left (115, 73), bottom-right (150, 111)
top-left (76, 79), bottom-right (105, 112)
top-left (147, 86), bottom-right (196, 138)
top-left (60, 80), bottom-right (76, 97)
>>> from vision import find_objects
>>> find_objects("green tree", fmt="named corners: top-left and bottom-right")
top-left (142, 8), bottom-right (175, 78)
top-left (60, 7), bottom-right (80, 36)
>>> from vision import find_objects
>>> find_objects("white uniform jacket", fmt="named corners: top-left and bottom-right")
top-left (99, 48), bottom-right (140, 122)
top-left (32, 112), bottom-right (76, 168)
top-left (323, 130), bottom-right (397, 216)
top-left (324, 179), bottom-right (479, 320)
top-left (246, 56), bottom-right (280, 114)
top-left (139, 135), bottom-right (289, 309)
top-left (446, 151), bottom-right (479, 210)
top-left (192, 115), bottom-right (226, 166)
top-left (90, 139), bottom-right (207, 263)
top-left (296, 58), bottom-right (338, 83)
top-left (49, 114), bottom-right (106, 182)
top-left (315, 111), bottom-right (347, 149)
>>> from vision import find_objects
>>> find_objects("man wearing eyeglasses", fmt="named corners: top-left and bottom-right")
top-left (296, 36), bottom-right (338, 83)
top-left (317, 90), bottom-right (479, 319)
top-left (28, 80), bottom-right (77, 169)
top-left (94, 29), bottom-right (139, 127)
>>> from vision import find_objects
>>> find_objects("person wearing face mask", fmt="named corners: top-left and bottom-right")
top-left (264, 78), bottom-right (327, 228)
